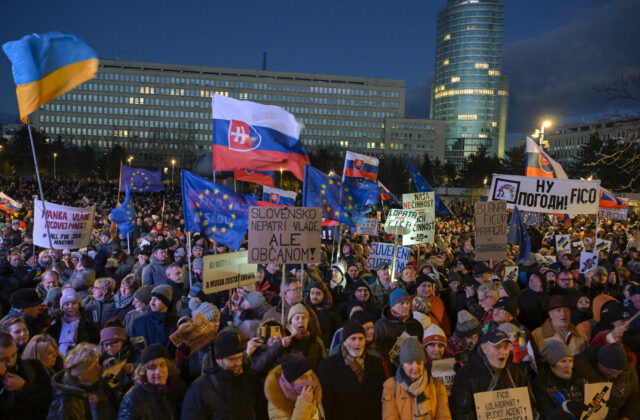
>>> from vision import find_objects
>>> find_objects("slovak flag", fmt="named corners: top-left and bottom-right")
top-left (212, 94), bottom-right (310, 181)
top-left (0, 192), bottom-right (22, 213)
top-left (525, 137), bottom-right (568, 179)
top-left (259, 186), bottom-right (296, 207)
top-left (343, 151), bottom-right (379, 181)
top-left (233, 169), bottom-right (275, 187)
top-left (599, 187), bottom-right (626, 209)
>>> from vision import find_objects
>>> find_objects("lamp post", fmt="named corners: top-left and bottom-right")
top-left (127, 156), bottom-right (134, 166)
top-left (53, 153), bottom-right (58, 179)
top-left (539, 120), bottom-right (552, 147)
top-left (171, 159), bottom-right (176, 184)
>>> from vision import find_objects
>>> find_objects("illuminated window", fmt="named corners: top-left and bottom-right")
top-left (479, 134), bottom-right (488, 138)
top-left (451, 76), bottom-right (460, 83)
top-left (498, 90), bottom-right (508, 96)
top-left (458, 114), bottom-right (477, 121)
top-left (444, 34), bottom-right (450, 41)
top-left (443, 59), bottom-right (449, 66)
top-left (492, 122), bottom-right (498, 127)
top-left (488, 70), bottom-right (501, 76)
top-left (475, 62), bottom-right (489, 69)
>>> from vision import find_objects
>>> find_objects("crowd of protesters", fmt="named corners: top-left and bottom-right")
top-left (0, 174), bottom-right (640, 419)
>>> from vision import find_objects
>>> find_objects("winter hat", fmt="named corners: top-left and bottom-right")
top-left (45, 287), bottom-right (62, 306)
top-left (174, 248), bottom-right (185, 258)
top-left (193, 258), bottom-right (204, 270)
top-left (597, 343), bottom-right (627, 371)
top-left (281, 353), bottom-right (312, 382)
top-left (604, 302), bottom-right (630, 323)
top-left (497, 323), bottom-right (520, 336)
top-left (494, 297), bottom-right (518, 319)
top-left (547, 294), bottom-right (571, 311)
top-left (287, 303), bottom-right (309, 324)
top-left (244, 292), bottom-right (266, 309)
top-left (350, 310), bottom-right (375, 326)
top-left (141, 343), bottom-right (170, 364)
top-left (134, 285), bottom-right (153, 305)
top-left (389, 288), bottom-right (410, 307)
top-left (399, 336), bottom-right (425, 365)
top-left (188, 282), bottom-right (203, 298)
top-left (100, 326), bottom-right (127, 344)
top-left (342, 319), bottom-right (365, 340)
top-left (501, 280), bottom-right (520, 298)
top-left (70, 252), bottom-right (82, 261)
top-left (214, 332), bottom-right (243, 359)
top-left (455, 310), bottom-right (481, 338)
top-left (10, 288), bottom-right (42, 309)
top-left (480, 329), bottom-right (510, 345)
top-left (422, 324), bottom-right (447, 347)
top-left (540, 339), bottom-right (571, 367)
top-left (60, 288), bottom-right (82, 307)
top-left (188, 297), bottom-right (221, 322)
top-left (151, 284), bottom-right (173, 309)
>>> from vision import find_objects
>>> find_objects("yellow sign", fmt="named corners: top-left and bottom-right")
top-left (202, 251), bottom-right (256, 294)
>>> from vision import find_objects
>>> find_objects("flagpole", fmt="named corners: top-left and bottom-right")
top-left (281, 265), bottom-right (286, 326)
top-left (161, 197), bottom-right (166, 228)
top-left (594, 179), bottom-right (601, 249)
top-left (27, 125), bottom-right (54, 250)
top-left (116, 160), bottom-right (123, 209)
top-left (127, 234), bottom-right (130, 255)
top-left (187, 231), bottom-right (193, 289)
top-left (390, 225), bottom-right (399, 281)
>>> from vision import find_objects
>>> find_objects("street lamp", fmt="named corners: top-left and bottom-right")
top-left (539, 120), bottom-right (552, 147)
top-left (171, 159), bottom-right (176, 184)
top-left (127, 156), bottom-right (134, 166)
top-left (53, 153), bottom-right (58, 179)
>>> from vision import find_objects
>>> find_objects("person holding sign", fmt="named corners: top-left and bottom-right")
top-left (381, 336), bottom-right (452, 420)
top-left (451, 329), bottom-right (535, 420)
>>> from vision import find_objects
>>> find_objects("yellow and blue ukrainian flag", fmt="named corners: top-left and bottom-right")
top-left (2, 31), bottom-right (98, 124)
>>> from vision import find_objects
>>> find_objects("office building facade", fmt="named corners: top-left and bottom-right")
top-left (31, 59), bottom-right (444, 170)
top-left (430, 0), bottom-right (509, 168)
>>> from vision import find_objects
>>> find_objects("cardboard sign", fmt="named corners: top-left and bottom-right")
top-left (595, 239), bottom-right (611, 252)
top-left (354, 218), bottom-right (379, 236)
top-left (388, 331), bottom-right (411, 366)
top-left (556, 234), bottom-right (571, 252)
top-left (402, 192), bottom-right (435, 245)
top-left (599, 197), bottom-right (628, 221)
top-left (474, 387), bottom-right (533, 420)
top-left (573, 241), bottom-right (585, 252)
top-left (169, 312), bottom-right (218, 356)
top-left (248, 206), bottom-right (322, 264)
top-left (432, 358), bottom-right (456, 396)
top-left (504, 266), bottom-right (518, 282)
top-left (581, 382), bottom-right (611, 420)
top-left (384, 209), bottom-right (419, 236)
top-left (202, 251), bottom-right (257, 294)
top-left (33, 200), bottom-right (95, 249)
top-left (580, 251), bottom-right (599, 274)
top-left (102, 359), bottom-right (127, 388)
top-left (541, 255), bottom-right (557, 265)
top-left (474, 201), bottom-right (508, 261)
top-left (366, 242), bottom-right (410, 273)
top-left (489, 174), bottom-right (599, 214)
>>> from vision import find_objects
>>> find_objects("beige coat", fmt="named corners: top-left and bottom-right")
top-left (264, 365), bottom-right (324, 420)
top-left (382, 374), bottom-right (452, 420)
top-left (532, 318), bottom-right (588, 356)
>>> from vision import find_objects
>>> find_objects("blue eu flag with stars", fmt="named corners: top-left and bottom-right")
top-left (181, 170), bottom-right (251, 250)
top-left (406, 155), bottom-right (453, 216)
top-left (110, 185), bottom-right (136, 236)
top-left (119, 165), bottom-right (164, 193)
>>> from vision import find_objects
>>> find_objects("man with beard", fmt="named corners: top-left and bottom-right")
top-left (304, 281), bottom-right (342, 350)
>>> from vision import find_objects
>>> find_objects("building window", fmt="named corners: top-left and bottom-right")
top-left (475, 62), bottom-right (489, 69)
top-left (488, 69), bottom-right (501, 76)
top-left (458, 114), bottom-right (477, 121)
top-left (444, 34), bottom-right (450, 41)
top-left (451, 76), bottom-right (460, 83)
top-left (443, 59), bottom-right (449, 66)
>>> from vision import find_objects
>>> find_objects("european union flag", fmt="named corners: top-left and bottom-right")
top-left (181, 170), bottom-right (250, 250)
top-left (302, 165), bottom-right (361, 226)
top-left (407, 156), bottom-right (452, 216)
top-left (120, 165), bottom-right (164, 193)
top-left (110, 185), bottom-right (136, 236)
top-left (507, 206), bottom-right (531, 264)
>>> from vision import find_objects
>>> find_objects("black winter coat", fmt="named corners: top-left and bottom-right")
top-left (0, 358), bottom-right (51, 420)
top-left (518, 288), bottom-right (548, 331)
top-left (117, 380), bottom-right (186, 420)
top-left (181, 367), bottom-right (259, 420)
top-left (451, 348), bottom-right (536, 420)
top-left (533, 366), bottom-right (586, 420)
top-left (374, 305), bottom-right (424, 367)
top-left (47, 371), bottom-right (115, 420)
top-left (316, 350), bottom-right (386, 420)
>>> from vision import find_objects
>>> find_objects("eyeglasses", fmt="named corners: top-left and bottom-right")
top-left (287, 287), bottom-right (303, 293)
top-left (102, 340), bottom-right (121, 348)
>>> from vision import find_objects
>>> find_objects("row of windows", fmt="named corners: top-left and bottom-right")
top-left (434, 88), bottom-right (496, 99)
top-left (94, 72), bottom-right (401, 98)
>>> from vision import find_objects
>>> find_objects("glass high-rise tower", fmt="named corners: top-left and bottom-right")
top-left (430, 0), bottom-right (508, 168)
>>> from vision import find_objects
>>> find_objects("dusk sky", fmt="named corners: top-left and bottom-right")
top-left (1, 0), bottom-right (638, 147)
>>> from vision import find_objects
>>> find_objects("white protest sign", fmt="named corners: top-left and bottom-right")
top-left (474, 387), bottom-right (533, 420)
top-left (366, 242), bottom-right (410, 273)
top-left (401, 192), bottom-right (435, 245)
top-left (503, 266), bottom-right (519, 282)
top-left (595, 239), bottom-right (611, 253)
top-left (248, 206), bottom-right (322, 264)
top-left (599, 197), bottom-right (628, 221)
top-left (354, 218), bottom-right (379, 236)
top-left (489, 174), bottom-right (599, 214)
top-left (384, 209), bottom-right (419, 236)
top-left (580, 251), bottom-right (599, 274)
top-left (33, 200), bottom-right (95, 249)
top-left (556, 234), bottom-right (571, 252)
top-left (202, 251), bottom-right (256, 294)
top-left (581, 382), bottom-right (612, 420)
top-left (573, 241), bottom-right (585, 252)
top-left (542, 255), bottom-right (557, 265)
top-left (432, 358), bottom-right (456, 396)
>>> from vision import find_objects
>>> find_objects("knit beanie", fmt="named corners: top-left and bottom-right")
top-left (540, 339), bottom-right (571, 367)
top-left (193, 258), bottom-right (204, 270)
top-left (100, 326), bottom-right (127, 344)
top-left (399, 336), bottom-right (425, 365)
top-left (244, 291), bottom-right (266, 309)
top-left (342, 319), bottom-right (365, 340)
top-left (455, 310), bottom-right (481, 338)
top-left (189, 297), bottom-right (221, 322)
top-left (351, 310), bottom-right (375, 326)
top-left (141, 343), bottom-right (170, 364)
top-left (597, 343), bottom-right (627, 371)
top-left (281, 353), bottom-right (312, 382)
top-left (389, 288), bottom-right (410, 307)
top-left (287, 303), bottom-right (309, 324)
top-left (151, 284), bottom-right (173, 309)
top-left (214, 332), bottom-right (243, 359)
top-left (60, 287), bottom-right (82, 307)
top-left (134, 285), bottom-right (153, 305)
top-left (422, 324), bottom-right (447, 347)
top-left (10, 288), bottom-right (42, 309)
top-left (188, 282), bottom-right (203, 298)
